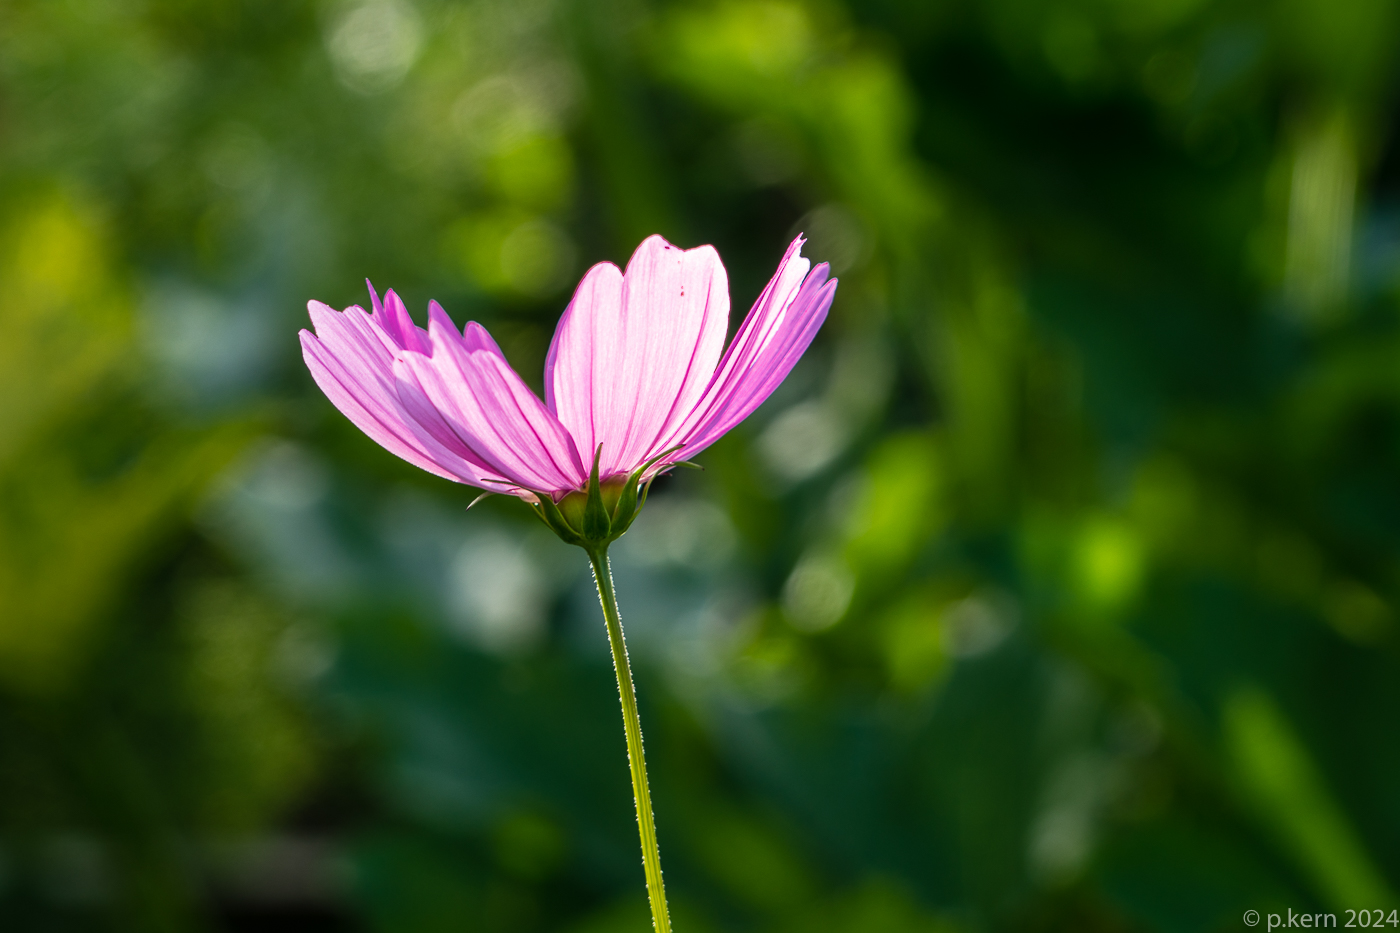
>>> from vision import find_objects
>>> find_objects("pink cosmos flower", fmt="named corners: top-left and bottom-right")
top-left (299, 233), bottom-right (837, 508)
top-left (303, 233), bottom-right (834, 928)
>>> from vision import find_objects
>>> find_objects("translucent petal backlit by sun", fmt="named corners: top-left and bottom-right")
top-left (299, 234), bottom-right (837, 506)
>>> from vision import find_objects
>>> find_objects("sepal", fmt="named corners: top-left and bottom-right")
top-left (583, 446), bottom-right (613, 541)
top-left (609, 447), bottom-right (674, 538)
top-left (532, 493), bottom-right (584, 546)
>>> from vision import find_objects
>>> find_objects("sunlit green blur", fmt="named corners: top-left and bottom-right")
top-left (3, 0), bottom-right (1399, 930)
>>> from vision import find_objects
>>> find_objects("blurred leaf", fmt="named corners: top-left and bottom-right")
top-left (1223, 685), bottom-right (1395, 909)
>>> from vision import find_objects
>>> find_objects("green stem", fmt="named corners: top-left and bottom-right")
top-left (587, 546), bottom-right (672, 933)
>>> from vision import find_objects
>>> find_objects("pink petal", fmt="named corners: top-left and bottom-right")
top-left (396, 306), bottom-right (587, 495)
top-left (376, 286), bottom-right (428, 354)
top-left (545, 235), bottom-right (729, 477)
top-left (301, 301), bottom-right (459, 482)
top-left (673, 236), bottom-right (837, 460)
top-left (361, 281), bottom-right (428, 354)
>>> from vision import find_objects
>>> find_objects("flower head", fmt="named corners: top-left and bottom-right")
top-left (300, 233), bottom-right (837, 546)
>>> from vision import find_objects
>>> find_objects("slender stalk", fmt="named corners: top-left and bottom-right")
top-left (587, 546), bottom-right (672, 933)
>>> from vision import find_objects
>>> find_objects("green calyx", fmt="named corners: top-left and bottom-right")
top-left (528, 445), bottom-right (673, 551)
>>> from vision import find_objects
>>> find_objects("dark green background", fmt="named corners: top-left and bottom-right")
top-left (2, 0), bottom-right (1399, 930)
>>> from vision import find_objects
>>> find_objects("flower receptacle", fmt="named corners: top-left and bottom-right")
top-left (530, 446), bottom-right (666, 551)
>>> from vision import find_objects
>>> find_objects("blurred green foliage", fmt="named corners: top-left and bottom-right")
top-left (3, 0), bottom-right (1400, 930)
